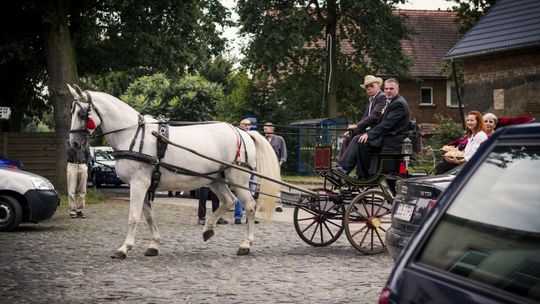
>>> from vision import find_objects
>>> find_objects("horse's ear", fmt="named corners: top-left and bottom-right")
top-left (67, 83), bottom-right (78, 99)
top-left (73, 84), bottom-right (86, 101)
top-left (66, 83), bottom-right (86, 102)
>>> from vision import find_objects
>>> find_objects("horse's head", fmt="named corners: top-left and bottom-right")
top-left (67, 84), bottom-right (102, 148)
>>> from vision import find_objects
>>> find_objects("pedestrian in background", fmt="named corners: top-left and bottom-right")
top-left (197, 187), bottom-right (228, 225)
top-left (234, 119), bottom-right (260, 224)
top-left (66, 141), bottom-right (91, 218)
top-left (263, 122), bottom-right (287, 212)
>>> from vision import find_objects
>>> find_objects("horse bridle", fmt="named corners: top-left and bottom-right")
top-left (69, 91), bottom-right (99, 136)
top-left (69, 91), bottom-right (143, 141)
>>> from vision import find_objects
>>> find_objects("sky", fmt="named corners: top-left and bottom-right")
top-left (221, 0), bottom-right (454, 62)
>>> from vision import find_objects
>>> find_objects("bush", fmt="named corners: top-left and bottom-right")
top-left (429, 114), bottom-right (464, 158)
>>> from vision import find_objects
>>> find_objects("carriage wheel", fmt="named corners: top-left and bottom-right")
top-left (293, 196), bottom-right (345, 247)
top-left (344, 190), bottom-right (393, 254)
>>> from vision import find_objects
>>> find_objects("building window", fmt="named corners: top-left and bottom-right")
top-left (420, 87), bottom-right (433, 105)
top-left (447, 80), bottom-right (463, 108)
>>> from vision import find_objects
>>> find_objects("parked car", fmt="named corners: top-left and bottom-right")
top-left (385, 164), bottom-right (464, 261)
top-left (0, 155), bottom-right (24, 170)
top-left (379, 123), bottom-right (540, 304)
top-left (88, 146), bottom-right (124, 187)
top-left (0, 167), bottom-right (59, 231)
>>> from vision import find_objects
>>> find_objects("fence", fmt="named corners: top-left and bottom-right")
top-left (0, 132), bottom-right (57, 183)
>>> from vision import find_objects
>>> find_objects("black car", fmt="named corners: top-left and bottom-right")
top-left (385, 165), bottom-right (463, 261)
top-left (88, 146), bottom-right (124, 187)
top-left (379, 122), bottom-right (540, 304)
top-left (0, 167), bottom-right (59, 231)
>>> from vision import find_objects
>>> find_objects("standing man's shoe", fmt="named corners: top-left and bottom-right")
top-left (76, 211), bottom-right (85, 218)
top-left (198, 218), bottom-right (205, 225)
top-left (234, 219), bottom-right (242, 224)
top-left (69, 212), bottom-right (77, 219)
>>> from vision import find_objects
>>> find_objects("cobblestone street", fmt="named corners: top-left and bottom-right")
top-left (0, 194), bottom-right (393, 303)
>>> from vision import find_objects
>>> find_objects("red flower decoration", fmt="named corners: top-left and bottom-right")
top-left (87, 118), bottom-right (96, 130)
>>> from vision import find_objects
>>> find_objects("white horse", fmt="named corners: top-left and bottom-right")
top-left (67, 84), bottom-right (281, 258)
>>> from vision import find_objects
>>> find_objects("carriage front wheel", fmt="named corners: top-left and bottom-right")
top-left (344, 190), bottom-right (393, 254)
top-left (293, 195), bottom-right (345, 247)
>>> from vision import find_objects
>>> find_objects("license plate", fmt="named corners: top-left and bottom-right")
top-left (394, 203), bottom-right (415, 222)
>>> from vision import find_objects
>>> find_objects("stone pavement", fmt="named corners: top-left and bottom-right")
top-left (0, 193), bottom-right (394, 303)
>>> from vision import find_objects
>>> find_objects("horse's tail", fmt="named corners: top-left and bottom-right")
top-left (249, 131), bottom-right (282, 220)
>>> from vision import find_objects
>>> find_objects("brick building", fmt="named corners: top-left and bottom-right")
top-left (446, 0), bottom-right (540, 118)
top-left (397, 9), bottom-right (464, 125)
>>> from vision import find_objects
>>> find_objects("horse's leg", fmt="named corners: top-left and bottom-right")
top-left (142, 193), bottom-right (160, 257)
top-left (201, 182), bottom-right (237, 242)
top-left (112, 180), bottom-right (149, 259)
top-left (235, 188), bottom-right (257, 255)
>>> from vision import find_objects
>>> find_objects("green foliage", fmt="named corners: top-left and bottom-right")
top-left (82, 71), bottom-right (137, 98)
top-left (448, 0), bottom-right (497, 34)
top-left (1, 0), bottom-right (232, 130)
top-left (431, 114), bottom-right (464, 156)
top-left (75, 0), bottom-right (232, 78)
top-left (237, 0), bottom-right (412, 121)
top-left (122, 73), bottom-right (224, 122)
top-left (216, 70), bottom-right (254, 123)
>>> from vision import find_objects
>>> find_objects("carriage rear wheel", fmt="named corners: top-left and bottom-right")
top-left (344, 190), bottom-right (393, 254)
top-left (293, 195), bottom-right (345, 247)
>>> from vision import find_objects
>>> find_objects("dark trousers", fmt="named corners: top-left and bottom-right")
top-left (435, 159), bottom-right (459, 175)
top-left (339, 135), bottom-right (378, 178)
top-left (198, 187), bottom-right (219, 219)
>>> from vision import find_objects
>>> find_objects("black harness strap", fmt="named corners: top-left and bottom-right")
top-left (129, 115), bottom-right (146, 152)
top-left (238, 130), bottom-right (249, 163)
top-left (111, 150), bottom-right (159, 165)
top-left (148, 117), bottom-right (170, 201)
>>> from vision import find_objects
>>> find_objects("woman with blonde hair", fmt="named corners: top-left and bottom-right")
top-left (435, 111), bottom-right (488, 174)
top-left (483, 112), bottom-right (498, 136)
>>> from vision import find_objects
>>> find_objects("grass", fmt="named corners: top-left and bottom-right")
top-left (59, 187), bottom-right (103, 207)
top-left (282, 174), bottom-right (325, 185)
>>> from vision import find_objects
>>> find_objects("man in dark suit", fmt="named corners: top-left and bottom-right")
top-left (338, 78), bottom-right (410, 178)
top-left (338, 75), bottom-right (387, 171)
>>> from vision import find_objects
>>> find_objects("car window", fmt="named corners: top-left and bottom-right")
top-left (417, 144), bottom-right (540, 301)
top-left (95, 149), bottom-right (114, 162)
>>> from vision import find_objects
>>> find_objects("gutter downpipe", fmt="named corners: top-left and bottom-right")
top-left (451, 58), bottom-right (466, 130)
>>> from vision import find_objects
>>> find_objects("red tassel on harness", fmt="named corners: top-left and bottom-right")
top-left (87, 118), bottom-right (96, 130)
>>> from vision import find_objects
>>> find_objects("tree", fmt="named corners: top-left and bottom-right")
top-left (237, 0), bottom-right (411, 120)
top-left (448, 0), bottom-right (497, 34)
top-left (1, 0), bottom-right (231, 192)
top-left (122, 73), bottom-right (224, 122)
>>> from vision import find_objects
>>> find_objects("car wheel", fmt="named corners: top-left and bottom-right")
top-left (0, 195), bottom-right (23, 232)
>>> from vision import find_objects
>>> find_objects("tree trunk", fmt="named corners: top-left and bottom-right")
top-left (43, 0), bottom-right (78, 193)
top-left (324, 0), bottom-right (338, 118)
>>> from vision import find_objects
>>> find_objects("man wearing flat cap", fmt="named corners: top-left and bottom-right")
top-left (338, 75), bottom-right (387, 176)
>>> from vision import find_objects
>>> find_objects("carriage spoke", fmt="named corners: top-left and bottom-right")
top-left (345, 190), bottom-right (393, 254)
top-left (293, 202), bottom-right (345, 247)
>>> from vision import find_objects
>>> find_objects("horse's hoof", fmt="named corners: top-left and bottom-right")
top-left (144, 248), bottom-right (159, 256)
top-left (111, 250), bottom-right (127, 259)
top-left (237, 247), bottom-right (250, 255)
top-left (203, 230), bottom-right (214, 242)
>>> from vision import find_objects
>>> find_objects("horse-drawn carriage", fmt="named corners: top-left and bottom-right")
top-left (67, 84), bottom-right (411, 258)
top-left (280, 145), bottom-right (411, 255)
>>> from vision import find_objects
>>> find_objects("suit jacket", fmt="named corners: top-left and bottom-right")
top-left (353, 90), bottom-right (387, 136)
top-left (367, 94), bottom-right (410, 152)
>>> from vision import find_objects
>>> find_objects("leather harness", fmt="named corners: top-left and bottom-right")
top-left (70, 93), bottom-right (249, 201)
